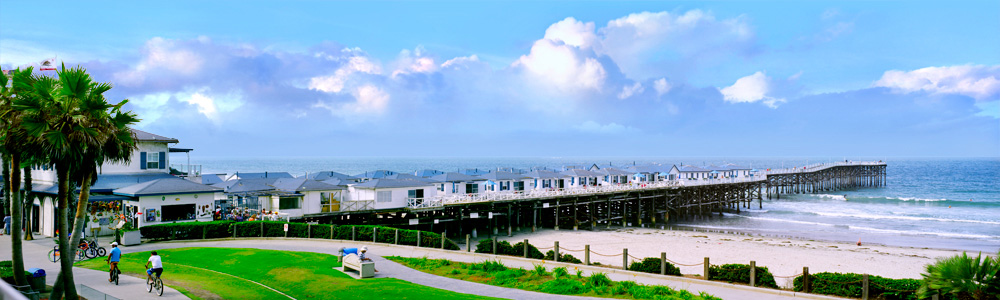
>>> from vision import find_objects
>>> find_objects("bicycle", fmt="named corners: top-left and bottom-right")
top-left (146, 272), bottom-right (163, 296)
top-left (47, 246), bottom-right (86, 262)
top-left (86, 238), bottom-right (107, 257)
top-left (109, 265), bottom-right (120, 285)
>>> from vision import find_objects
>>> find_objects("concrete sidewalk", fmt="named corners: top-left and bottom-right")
top-left (0, 235), bottom-right (187, 300)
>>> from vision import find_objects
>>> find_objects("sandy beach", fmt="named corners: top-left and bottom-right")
top-left (496, 228), bottom-right (976, 287)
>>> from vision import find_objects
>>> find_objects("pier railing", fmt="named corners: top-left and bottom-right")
top-left (411, 161), bottom-right (883, 209)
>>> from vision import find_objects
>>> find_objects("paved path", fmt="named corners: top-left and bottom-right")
top-left (3, 236), bottom-right (844, 300)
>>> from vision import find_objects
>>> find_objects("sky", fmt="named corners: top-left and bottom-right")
top-left (1, 1), bottom-right (998, 158)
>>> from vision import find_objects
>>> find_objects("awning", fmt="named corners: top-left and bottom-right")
top-left (89, 195), bottom-right (132, 202)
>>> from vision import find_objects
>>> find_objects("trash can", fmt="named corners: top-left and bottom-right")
top-left (27, 268), bottom-right (45, 291)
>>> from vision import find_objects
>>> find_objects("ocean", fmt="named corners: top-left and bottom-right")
top-left (190, 156), bottom-right (1000, 253)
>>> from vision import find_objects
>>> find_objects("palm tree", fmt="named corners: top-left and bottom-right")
top-left (918, 251), bottom-right (1000, 300)
top-left (16, 64), bottom-right (138, 300)
top-left (0, 67), bottom-right (38, 287)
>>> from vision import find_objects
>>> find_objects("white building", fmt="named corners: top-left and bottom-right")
top-left (429, 172), bottom-right (484, 195)
top-left (113, 178), bottom-right (223, 227)
top-left (348, 179), bottom-right (436, 210)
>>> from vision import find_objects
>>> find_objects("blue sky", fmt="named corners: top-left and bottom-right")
top-left (2, 1), bottom-right (998, 157)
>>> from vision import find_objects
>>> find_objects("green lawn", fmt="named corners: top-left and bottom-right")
top-left (76, 247), bottom-right (494, 300)
top-left (387, 256), bottom-right (721, 300)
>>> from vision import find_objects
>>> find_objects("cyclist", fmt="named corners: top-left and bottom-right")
top-left (106, 242), bottom-right (121, 282)
top-left (145, 251), bottom-right (163, 282)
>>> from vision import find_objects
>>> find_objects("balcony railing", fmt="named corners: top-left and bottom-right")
top-left (170, 164), bottom-right (202, 177)
top-left (340, 200), bottom-right (375, 212)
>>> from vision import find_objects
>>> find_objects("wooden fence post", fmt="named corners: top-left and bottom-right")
top-left (803, 267), bottom-right (810, 293)
top-left (660, 252), bottom-right (667, 275)
top-left (373, 227), bottom-right (378, 243)
top-left (260, 222), bottom-right (264, 237)
top-left (351, 226), bottom-right (356, 241)
top-left (584, 245), bottom-right (590, 265)
top-left (202, 225), bottom-right (207, 240)
top-left (466, 234), bottom-right (470, 252)
top-left (492, 237), bottom-right (497, 254)
top-left (622, 248), bottom-right (628, 270)
top-left (395, 229), bottom-right (399, 245)
top-left (523, 239), bottom-right (528, 258)
top-left (862, 274), bottom-right (869, 300)
top-left (704, 257), bottom-right (710, 280)
top-left (308, 224), bottom-right (312, 238)
top-left (440, 231), bottom-right (446, 249)
top-left (233, 223), bottom-right (237, 238)
top-left (329, 225), bottom-right (334, 239)
top-left (417, 231), bottom-right (422, 247)
top-left (554, 241), bottom-right (560, 262)
top-left (750, 261), bottom-right (756, 287)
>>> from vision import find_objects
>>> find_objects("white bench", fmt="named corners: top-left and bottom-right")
top-left (339, 253), bottom-right (375, 279)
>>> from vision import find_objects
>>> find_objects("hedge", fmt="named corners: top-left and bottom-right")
top-left (708, 264), bottom-right (778, 288)
top-left (793, 272), bottom-right (922, 300)
top-left (628, 257), bottom-right (682, 276)
top-left (137, 221), bottom-right (459, 250)
top-left (544, 250), bottom-right (582, 264)
top-left (474, 239), bottom-right (544, 259)
top-left (0, 262), bottom-right (31, 286)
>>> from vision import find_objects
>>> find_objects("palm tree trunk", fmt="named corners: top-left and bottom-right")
top-left (50, 163), bottom-right (75, 300)
top-left (2, 157), bottom-right (8, 218)
top-left (61, 172), bottom-right (93, 300)
top-left (22, 166), bottom-right (33, 240)
top-left (8, 153), bottom-right (27, 286)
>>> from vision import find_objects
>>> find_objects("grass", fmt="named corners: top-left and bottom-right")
top-left (76, 247), bottom-right (494, 300)
top-left (388, 256), bottom-right (721, 300)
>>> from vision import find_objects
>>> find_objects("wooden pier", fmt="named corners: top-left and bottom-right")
top-left (301, 161), bottom-right (886, 238)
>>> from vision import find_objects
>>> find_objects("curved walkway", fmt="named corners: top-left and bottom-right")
top-left (3, 235), bottom-right (844, 300)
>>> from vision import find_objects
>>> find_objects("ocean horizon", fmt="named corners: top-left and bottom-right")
top-left (186, 156), bottom-right (1000, 253)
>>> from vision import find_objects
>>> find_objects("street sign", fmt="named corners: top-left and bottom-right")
top-left (283, 224), bottom-right (289, 232)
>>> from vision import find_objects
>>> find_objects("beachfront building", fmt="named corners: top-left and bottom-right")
top-left (626, 165), bottom-right (667, 182)
top-left (429, 172), bottom-right (484, 195)
top-left (113, 178), bottom-right (223, 227)
top-left (414, 169), bottom-right (445, 177)
top-left (268, 178), bottom-right (344, 217)
top-left (720, 163), bottom-right (753, 178)
top-left (521, 170), bottom-right (568, 190)
top-left (225, 172), bottom-right (293, 181)
top-left (596, 167), bottom-right (632, 185)
top-left (348, 179), bottom-right (436, 210)
top-left (560, 169), bottom-right (602, 188)
top-left (478, 171), bottom-right (530, 192)
top-left (668, 165), bottom-right (712, 180)
top-left (26, 129), bottom-right (199, 237)
top-left (306, 171), bottom-right (361, 184)
top-left (352, 170), bottom-right (398, 181)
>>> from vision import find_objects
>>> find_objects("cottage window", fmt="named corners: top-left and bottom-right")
top-left (407, 189), bottom-right (424, 199)
top-left (465, 183), bottom-right (478, 194)
top-left (513, 181), bottom-right (524, 191)
top-left (279, 197), bottom-right (300, 209)
top-left (146, 152), bottom-right (159, 169)
top-left (376, 191), bottom-right (392, 203)
top-left (161, 204), bottom-right (195, 222)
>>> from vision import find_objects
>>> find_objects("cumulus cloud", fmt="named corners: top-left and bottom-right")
top-left (618, 82), bottom-right (644, 99)
top-left (719, 71), bottom-right (785, 107)
top-left (874, 65), bottom-right (1000, 101)
top-left (654, 78), bottom-right (672, 96)
top-left (544, 17), bottom-right (598, 48)
top-left (309, 54), bottom-right (381, 93)
top-left (512, 38), bottom-right (607, 92)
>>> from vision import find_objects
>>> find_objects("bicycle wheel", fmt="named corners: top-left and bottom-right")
top-left (97, 247), bottom-right (107, 257)
top-left (86, 247), bottom-right (97, 259)
top-left (113, 269), bottom-right (119, 285)
top-left (155, 278), bottom-right (163, 296)
top-left (147, 277), bottom-right (153, 292)
top-left (48, 249), bottom-right (60, 262)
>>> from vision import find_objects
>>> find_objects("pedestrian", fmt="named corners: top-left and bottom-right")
top-left (359, 246), bottom-right (378, 272)
top-left (3, 214), bottom-right (10, 235)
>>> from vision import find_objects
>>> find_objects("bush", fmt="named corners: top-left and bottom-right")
top-left (331, 225), bottom-right (459, 250)
top-left (512, 241), bottom-right (545, 259)
top-left (539, 278), bottom-right (587, 294)
top-left (0, 267), bottom-right (30, 285)
top-left (628, 257), bottom-right (682, 276)
top-left (140, 221), bottom-right (234, 240)
top-left (794, 272), bottom-right (922, 300)
top-left (544, 250), bottom-right (582, 264)
top-left (0, 261), bottom-right (11, 268)
top-left (552, 266), bottom-right (569, 279)
top-left (475, 239), bottom-right (515, 255)
top-left (918, 251), bottom-right (999, 300)
top-left (588, 272), bottom-right (612, 287)
top-left (469, 260), bottom-right (508, 273)
top-left (708, 263), bottom-right (778, 288)
top-left (309, 224), bottom-right (332, 239)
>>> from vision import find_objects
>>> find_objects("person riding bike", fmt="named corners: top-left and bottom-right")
top-left (106, 242), bottom-right (121, 282)
top-left (145, 251), bottom-right (163, 282)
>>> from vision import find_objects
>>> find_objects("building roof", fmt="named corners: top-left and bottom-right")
top-left (225, 172), bottom-right (294, 181)
top-left (189, 174), bottom-right (224, 185)
top-left (626, 165), bottom-right (668, 173)
top-left (722, 163), bottom-right (751, 170)
top-left (561, 169), bottom-right (603, 177)
top-left (114, 178), bottom-right (221, 197)
top-left (477, 171), bottom-right (530, 181)
top-left (461, 168), bottom-right (490, 176)
top-left (321, 178), bottom-right (346, 186)
top-left (90, 173), bottom-right (180, 193)
top-left (414, 169), bottom-right (445, 177)
top-left (130, 128), bottom-right (179, 143)
top-left (272, 178), bottom-right (343, 192)
top-left (352, 178), bottom-right (434, 189)
top-left (430, 172), bottom-right (483, 182)
top-left (305, 171), bottom-right (358, 181)
top-left (352, 170), bottom-right (397, 179)
top-left (677, 165), bottom-right (711, 172)
top-left (213, 178), bottom-right (279, 193)
top-left (520, 170), bottom-right (567, 179)
top-left (596, 168), bottom-right (633, 176)
top-left (385, 173), bottom-right (440, 183)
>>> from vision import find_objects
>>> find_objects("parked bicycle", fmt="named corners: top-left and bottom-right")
top-left (47, 245), bottom-right (86, 262)
top-left (85, 237), bottom-right (107, 257)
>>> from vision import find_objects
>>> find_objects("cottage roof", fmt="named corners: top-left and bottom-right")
top-left (521, 170), bottom-right (566, 179)
top-left (352, 178), bottom-right (434, 189)
top-left (477, 171), bottom-right (529, 181)
top-left (352, 170), bottom-right (398, 179)
top-left (677, 165), bottom-right (711, 172)
top-left (90, 173), bottom-right (179, 193)
top-left (114, 178), bottom-right (221, 197)
top-left (385, 173), bottom-right (440, 183)
top-left (561, 169), bottom-right (603, 177)
top-left (626, 165), bottom-right (668, 173)
top-left (430, 172), bottom-right (483, 182)
top-left (189, 174), bottom-right (224, 185)
top-left (306, 171), bottom-right (357, 181)
top-left (414, 169), bottom-right (445, 177)
top-left (596, 168), bottom-right (633, 176)
top-left (213, 178), bottom-right (279, 193)
top-left (722, 163), bottom-right (751, 170)
top-left (461, 169), bottom-right (490, 176)
top-left (272, 178), bottom-right (343, 192)
top-left (130, 128), bottom-right (179, 143)
top-left (226, 172), bottom-right (294, 181)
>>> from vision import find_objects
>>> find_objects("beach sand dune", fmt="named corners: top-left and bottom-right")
top-left (496, 228), bottom-right (970, 287)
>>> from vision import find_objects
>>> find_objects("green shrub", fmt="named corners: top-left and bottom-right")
top-left (552, 267), bottom-right (569, 279)
top-left (918, 251), bottom-right (999, 300)
top-left (794, 272), bottom-right (922, 300)
top-left (491, 268), bottom-right (526, 286)
top-left (332, 225), bottom-right (458, 250)
top-left (469, 260), bottom-right (508, 273)
top-left (0, 261), bottom-right (11, 268)
top-left (309, 224), bottom-right (332, 239)
top-left (512, 241), bottom-right (545, 259)
top-left (0, 267), bottom-right (30, 285)
top-left (611, 280), bottom-right (639, 295)
top-left (708, 263), bottom-right (778, 288)
top-left (533, 264), bottom-right (549, 276)
top-left (139, 221), bottom-right (234, 240)
top-left (588, 272), bottom-right (612, 287)
top-left (544, 250), bottom-right (582, 264)
top-left (628, 257), bottom-right (682, 276)
top-left (539, 278), bottom-right (587, 294)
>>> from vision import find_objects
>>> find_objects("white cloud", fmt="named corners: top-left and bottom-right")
top-left (719, 71), bottom-right (785, 107)
top-left (618, 82), bottom-right (644, 99)
top-left (513, 39), bottom-right (606, 91)
top-left (309, 55), bottom-right (381, 93)
top-left (575, 121), bottom-right (636, 134)
top-left (874, 65), bottom-right (1000, 101)
top-left (441, 55), bottom-right (482, 69)
top-left (314, 85), bottom-right (391, 118)
top-left (654, 78), bottom-right (672, 96)
top-left (186, 93), bottom-right (218, 118)
top-left (544, 17), bottom-right (598, 48)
